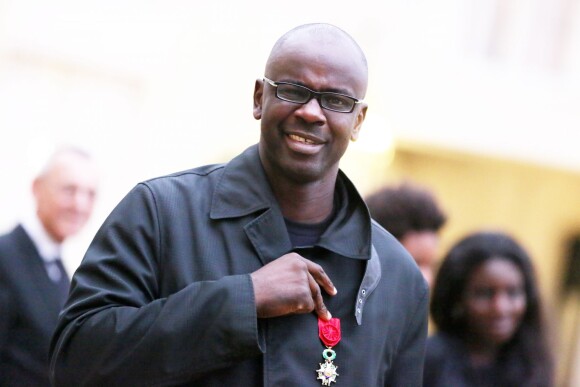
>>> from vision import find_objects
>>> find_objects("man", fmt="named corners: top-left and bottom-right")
top-left (365, 182), bottom-right (447, 287)
top-left (50, 24), bottom-right (428, 386)
top-left (0, 147), bottom-right (98, 386)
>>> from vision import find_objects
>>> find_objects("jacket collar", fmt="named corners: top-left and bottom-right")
top-left (210, 144), bottom-right (371, 260)
top-left (210, 145), bottom-right (277, 220)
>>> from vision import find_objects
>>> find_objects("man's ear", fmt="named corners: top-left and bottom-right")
top-left (31, 177), bottom-right (42, 200)
top-left (253, 79), bottom-right (264, 120)
top-left (350, 104), bottom-right (367, 142)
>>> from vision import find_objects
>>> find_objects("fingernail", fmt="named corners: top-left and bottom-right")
top-left (332, 286), bottom-right (337, 295)
top-left (326, 311), bottom-right (332, 320)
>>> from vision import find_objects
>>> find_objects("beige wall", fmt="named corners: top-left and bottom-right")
top-left (343, 141), bottom-right (580, 386)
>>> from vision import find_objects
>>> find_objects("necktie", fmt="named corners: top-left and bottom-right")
top-left (45, 258), bottom-right (71, 306)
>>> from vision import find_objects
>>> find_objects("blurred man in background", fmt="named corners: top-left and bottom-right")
top-left (0, 146), bottom-right (98, 386)
top-left (366, 181), bottom-right (447, 287)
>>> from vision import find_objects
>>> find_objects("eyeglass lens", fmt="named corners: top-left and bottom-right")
top-left (276, 83), bottom-right (355, 112)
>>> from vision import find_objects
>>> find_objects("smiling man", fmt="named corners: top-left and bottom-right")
top-left (49, 23), bottom-right (428, 386)
top-left (0, 147), bottom-right (98, 386)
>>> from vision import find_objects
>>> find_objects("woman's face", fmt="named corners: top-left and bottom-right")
top-left (462, 257), bottom-right (527, 347)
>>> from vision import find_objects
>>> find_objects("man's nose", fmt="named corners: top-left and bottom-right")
top-left (295, 97), bottom-right (326, 123)
top-left (72, 190), bottom-right (95, 211)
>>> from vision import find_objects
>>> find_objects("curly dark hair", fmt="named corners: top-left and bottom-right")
top-left (431, 231), bottom-right (553, 386)
top-left (365, 182), bottom-right (447, 239)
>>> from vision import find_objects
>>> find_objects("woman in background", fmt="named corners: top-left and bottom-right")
top-left (424, 231), bottom-right (553, 387)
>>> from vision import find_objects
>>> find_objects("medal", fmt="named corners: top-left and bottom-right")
top-left (316, 317), bottom-right (341, 385)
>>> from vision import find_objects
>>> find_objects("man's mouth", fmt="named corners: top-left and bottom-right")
top-left (288, 134), bottom-right (316, 144)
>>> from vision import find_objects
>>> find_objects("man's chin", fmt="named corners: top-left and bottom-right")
top-left (283, 163), bottom-right (329, 185)
top-left (59, 225), bottom-right (86, 240)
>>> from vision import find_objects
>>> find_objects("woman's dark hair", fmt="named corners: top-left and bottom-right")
top-left (430, 230), bottom-right (553, 386)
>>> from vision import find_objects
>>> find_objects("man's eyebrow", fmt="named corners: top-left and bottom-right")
top-left (276, 79), bottom-right (355, 96)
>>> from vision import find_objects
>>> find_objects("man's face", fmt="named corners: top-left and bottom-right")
top-left (400, 231), bottom-right (439, 287)
top-left (254, 34), bottom-right (367, 185)
top-left (33, 153), bottom-right (98, 243)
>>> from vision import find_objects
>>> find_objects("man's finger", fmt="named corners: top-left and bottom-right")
top-left (303, 258), bottom-right (337, 296)
top-left (307, 272), bottom-right (332, 320)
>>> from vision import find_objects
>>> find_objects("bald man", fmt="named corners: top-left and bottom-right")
top-left (50, 24), bottom-right (428, 386)
top-left (0, 147), bottom-right (98, 386)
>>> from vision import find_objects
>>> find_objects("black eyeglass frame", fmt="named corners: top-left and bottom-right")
top-left (263, 77), bottom-right (363, 113)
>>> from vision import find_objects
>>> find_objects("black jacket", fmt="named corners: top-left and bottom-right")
top-left (50, 145), bottom-right (428, 386)
top-left (0, 225), bottom-right (67, 386)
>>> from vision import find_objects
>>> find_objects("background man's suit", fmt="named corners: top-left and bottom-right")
top-left (0, 225), bottom-right (69, 386)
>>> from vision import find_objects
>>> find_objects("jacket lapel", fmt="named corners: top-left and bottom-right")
top-left (243, 207), bottom-right (292, 265)
top-left (354, 245), bottom-right (382, 325)
top-left (209, 145), bottom-right (292, 264)
top-left (13, 226), bottom-right (65, 314)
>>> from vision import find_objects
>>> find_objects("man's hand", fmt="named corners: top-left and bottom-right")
top-left (250, 252), bottom-right (337, 321)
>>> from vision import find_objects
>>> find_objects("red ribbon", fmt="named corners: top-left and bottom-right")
top-left (318, 317), bottom-right (341, 347)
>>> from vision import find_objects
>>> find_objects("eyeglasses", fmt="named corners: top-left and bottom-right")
top-left (263, 77), bottom-right (363, 113)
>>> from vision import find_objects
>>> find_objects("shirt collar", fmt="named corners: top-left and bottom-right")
top-left (317, 171), bottom-right (371, 260)
top-left (21, 213), bottom-right (61, 263)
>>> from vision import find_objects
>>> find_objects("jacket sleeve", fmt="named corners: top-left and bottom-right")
top-left (49, 184), bottom-right (263, 386)
top-left (387, 281), bottom-right (429, 386)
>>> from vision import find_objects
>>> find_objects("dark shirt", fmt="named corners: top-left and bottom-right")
top-left (423, 333), bottom-right (550, 387)
top-left (285, 217), bottom-right (332, 248)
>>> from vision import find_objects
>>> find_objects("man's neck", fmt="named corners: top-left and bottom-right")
top-left (270, 177), bottom-right (336, 224)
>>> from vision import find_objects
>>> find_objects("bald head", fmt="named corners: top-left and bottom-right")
top-left (33, 147), bottom-right (98, 243)
top-left (268, 24), bottom-right (367, 69)
top-left (265, 23), bottom-right (368, 97)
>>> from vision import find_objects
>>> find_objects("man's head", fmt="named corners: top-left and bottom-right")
top-left (32, 147), bottom-right (99, 243)
top-left (253, 23), bottom-right (368, 185)
top-left (366, 182), bottom-right (447, 286)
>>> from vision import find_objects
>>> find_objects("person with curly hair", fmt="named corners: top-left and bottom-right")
top-left (366, 182), bottom-right (447, 287)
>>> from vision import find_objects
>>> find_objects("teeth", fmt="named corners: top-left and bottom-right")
top-left (289, 134), bottom-right (315, 144)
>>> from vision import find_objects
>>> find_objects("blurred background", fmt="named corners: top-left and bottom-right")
top-left (1, 1), bottom-right (579, 385)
